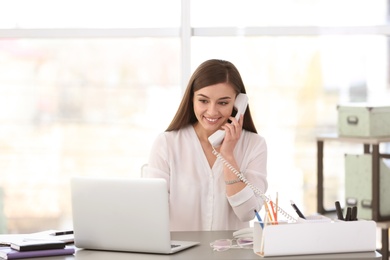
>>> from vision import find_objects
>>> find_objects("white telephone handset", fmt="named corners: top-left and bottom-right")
top-left (208, 93), bottom-right (248, 147)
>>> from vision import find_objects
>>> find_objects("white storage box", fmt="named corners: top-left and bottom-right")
top-left (345, 154), bottom-right (390, 220)
top-left (253, 220), bottom-right (377, 257)
top-left (337, 103), bottom-right (390, 137)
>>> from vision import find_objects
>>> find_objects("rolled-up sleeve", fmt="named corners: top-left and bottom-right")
top-left (226, 134), bottom-right (268, 222)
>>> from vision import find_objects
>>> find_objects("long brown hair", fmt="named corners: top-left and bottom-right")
top-left (166, 59), bottom-right (257, 133)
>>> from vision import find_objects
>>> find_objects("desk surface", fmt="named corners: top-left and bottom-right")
top-left (53, 231), bottom-right (381, 260)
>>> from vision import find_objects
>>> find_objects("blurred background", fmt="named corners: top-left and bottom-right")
top-left (1, 0), bottom-right (390, 233)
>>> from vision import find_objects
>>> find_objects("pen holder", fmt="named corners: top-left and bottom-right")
top-left (253, 219), bottom-right (376, 257)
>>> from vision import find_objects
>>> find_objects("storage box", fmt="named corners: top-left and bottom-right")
top-left (345, 154), bottom-right (390, 220)
top-left (253, 220), bottom-right (376, 257)
top-left (337, 103), bottom-right (390, 137)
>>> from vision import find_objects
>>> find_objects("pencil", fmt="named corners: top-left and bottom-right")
top-left (275, 192), bottom-right (278, 221)
top-left (263, 201), bottom-right (273, 223)
top-left (270, 200), bottom-right (277, 223)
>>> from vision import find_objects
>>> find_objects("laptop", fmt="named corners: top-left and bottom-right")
top-left (70, 176), bottom-right (199, 254)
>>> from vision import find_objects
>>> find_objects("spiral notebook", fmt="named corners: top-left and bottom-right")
top-left (70, 177), bottom-right (199, 254)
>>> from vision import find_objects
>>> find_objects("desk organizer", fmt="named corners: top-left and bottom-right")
top-left (253, 220), bottom-right (376, 257)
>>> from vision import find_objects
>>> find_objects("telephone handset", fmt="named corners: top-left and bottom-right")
top-left (208, 93), bottom-right (248, 147)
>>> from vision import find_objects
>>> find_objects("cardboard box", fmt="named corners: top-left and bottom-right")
top-left (337, 104), bottom-right (390, 137)
top-left (345, 154), bottom-right (390, 220)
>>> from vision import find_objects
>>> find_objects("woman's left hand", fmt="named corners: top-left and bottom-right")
top-left (220, 114), bottom-right (244, 157)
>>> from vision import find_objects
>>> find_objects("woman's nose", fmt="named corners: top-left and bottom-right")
top-left (207, 103), bottom-right (218, 116)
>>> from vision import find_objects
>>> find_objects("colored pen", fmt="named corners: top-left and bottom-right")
top-left (50, 230), bottom-right (74, 236)
top-left (345, 207), bottom-right (352, 221)
top-left (351, 206), bottom-right (358, 221)
top-left (290, 200), bottom-right (306, 219)
top-left (335, 201), bottom-right (344, 220)
top-left (254, 210), bottom-right (264, 229)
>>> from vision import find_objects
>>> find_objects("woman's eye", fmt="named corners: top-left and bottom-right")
top-left (219, 101), bottom-right (229, 106)
top-left (199, 99), bottom-right (208, 104)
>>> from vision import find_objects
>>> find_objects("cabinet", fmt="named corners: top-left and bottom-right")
top-left (316, 134), bottom-right (390, 258)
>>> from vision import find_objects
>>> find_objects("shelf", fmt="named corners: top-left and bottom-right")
top-left (316, 134), bottom-right (390, 259)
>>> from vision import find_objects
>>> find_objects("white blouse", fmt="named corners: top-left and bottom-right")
top-left (145, 125), bottom-right (268, 231)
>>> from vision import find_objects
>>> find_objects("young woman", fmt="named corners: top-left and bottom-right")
top-left (145, 59), bottom-right (267, 231)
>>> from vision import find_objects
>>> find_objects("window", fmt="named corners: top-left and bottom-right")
top-left (191, 34), bottom-right (388, 211)
top-left (0, 0), bottom-right (389, 233)
top-left (192, 0), bottom-right (386, 26)
top-left (0, 38), bottom-right (181, 233)
top-left (0, 0), bottom-right (180, 28)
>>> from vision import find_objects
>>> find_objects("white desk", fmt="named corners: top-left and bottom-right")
top-left (53, 231), bottom-right (381, 260)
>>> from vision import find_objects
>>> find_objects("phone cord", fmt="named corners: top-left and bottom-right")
top-left (212, 148), bottom-right (296, 222)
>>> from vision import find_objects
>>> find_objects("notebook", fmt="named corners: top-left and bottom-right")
top-left (70, 176), bottom-right (199, 254)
